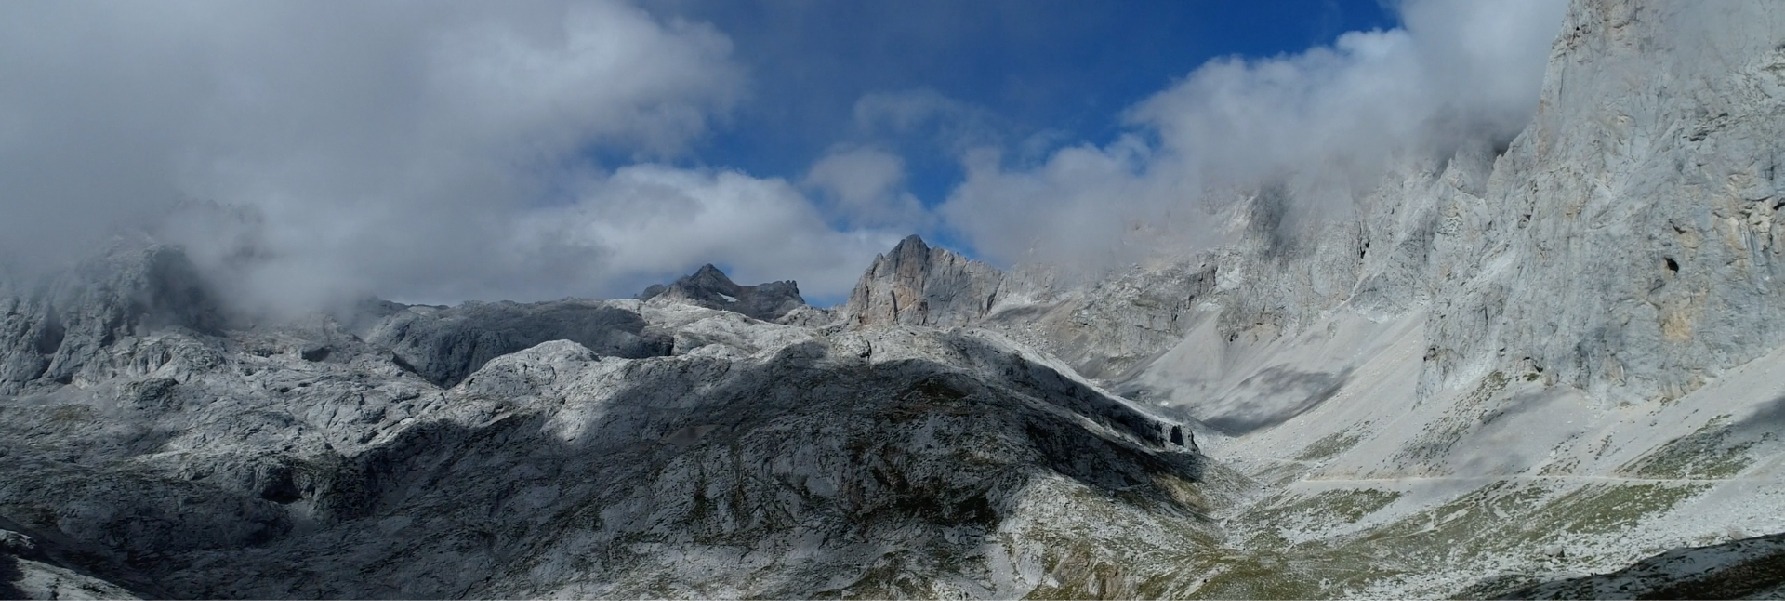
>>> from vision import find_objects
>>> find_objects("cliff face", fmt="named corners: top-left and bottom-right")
top-left (841, 235), bottom-right (1003, 327)
top-left (1419, 0), bottom-right (1785, 403)
top-left (818, 1), bottom-right (1785, 596)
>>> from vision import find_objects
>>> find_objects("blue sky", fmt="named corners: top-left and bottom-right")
top-left (643, 0), bottom-right (1398, 251)
top-left (0, 0), bottom-right (1565, 310)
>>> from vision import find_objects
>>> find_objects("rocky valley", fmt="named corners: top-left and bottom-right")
top-left (5, 0), bottom-right (1785, 598)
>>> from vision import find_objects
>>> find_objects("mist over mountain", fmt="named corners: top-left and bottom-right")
top-left (6, 0), bottom-right (1785, 598)
top-left (0, 0), bottom-right (1566, 314)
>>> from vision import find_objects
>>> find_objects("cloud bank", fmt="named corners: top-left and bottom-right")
top-left (0, 0), bottom-right (1570, 313)
top-left (941, 0), bottom-right (1568, 270)
top-left (0, 0), bottom-right (895, 311)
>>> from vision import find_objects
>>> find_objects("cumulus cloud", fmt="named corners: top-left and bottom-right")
top-left (0, 0), bottom-right (888, 312)
top-left (942, 0), bottom-right (1567, 270)
top-left (520, 165), bottom-right (904, 301)
top-left (0, 0), bottom-right (1574, 312)
top-left (802, 147), bottom-right (929, 229)
top-left (852, 88), bottom-right (1005, 154)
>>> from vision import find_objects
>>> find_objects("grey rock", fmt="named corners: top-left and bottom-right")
top-left (365, 299), bottom-right (673, 387)
top-left (1415, 0), bottom-right (1785, 403)
top-left (638, 264), bottom-right (807, 322)
top-left (3, 1), bottom-right (1783, 599)
top-left (842, 235), bottom-right (1003, 327)
top-left (0, 252), bottom-right (1213, 598)
top-left (837, 231), bottom-right (1226, 386)
top-left (0, 244), bottom-right (228, 395)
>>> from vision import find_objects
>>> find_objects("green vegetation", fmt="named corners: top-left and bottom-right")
top-left (1293, 431), bottom-right (1364, 461)
top-left (1528, 483), bottom-right (1709, 538)
top-left (1250, 488), bottom-right (1402, 531)
top-left (1620, 417), bottom-right (1756, 479)
top-left (1154, 478), bottom-right (1710, 599)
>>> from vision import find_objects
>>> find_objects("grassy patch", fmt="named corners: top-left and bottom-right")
top-left (1293, 431), bottom-right (1364, 462)
top-left (1620, 417), bottom-right (1755, 479)
top-left (1528, 483), bottom-right (1709, 538)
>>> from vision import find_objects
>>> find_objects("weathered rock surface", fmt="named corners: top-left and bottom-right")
top-left (1, 517), bottom-right (151, 600)
top-left (0, 250), bottom-right (1214, 599)
top-left (1414, 0), bottom-right (1785, 404)
top-left (842, 235), bottom-right (1003, 327)
top-left (365, 299), bottom-right (673, 387)
top-left (0, 245), bottom-right (228, 396)
top-left (842, 235), bottom-right (1216, 383)
top-left (638, 264), bottom-right (808, 322)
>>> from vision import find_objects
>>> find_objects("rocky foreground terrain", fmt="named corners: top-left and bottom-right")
top-left (6, 0), bottom-right (1785, 598)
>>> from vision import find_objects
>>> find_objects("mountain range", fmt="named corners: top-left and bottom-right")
top-left (5, 0), bottom-right (1785, 598)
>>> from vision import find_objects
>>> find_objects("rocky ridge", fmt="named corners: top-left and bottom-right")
top-left (0, 245), bottom-right (1216, 599)
top-left (637, 264), bottom-right (808, 323)
top-left (6, 0), bottom-right (1785, 598)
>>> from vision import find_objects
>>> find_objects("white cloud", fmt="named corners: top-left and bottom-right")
top-left (852, 88), bottom-right (1003, 154)
top-left (803, 147), bottom-right (929, 229)
top-left (0, 0), bottom-right (1574, 311)
top-left (853, 88), bottom-right (974, 133)
top-left (0, 0), bottom-right (768, 311)
top-left (941, 0), bottom-right (1568, 270)
top-left (522, 166), bottom-right (904, 301)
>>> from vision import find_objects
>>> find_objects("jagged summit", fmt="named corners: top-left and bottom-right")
top-left (842, 234), bottom-right (1003, 327)
top-left (637, 263), bottom-right (807, 321)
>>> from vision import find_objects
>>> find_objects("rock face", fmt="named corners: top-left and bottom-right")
top-left (842, 235), bottom-right (1003, 327)
top-left (1415, 0), bottom-right (1785, 404)
top-left (638, 264), bottom-right (808, 322)
top-left (365, 299), bottom-right (674, 387)
top-left (0, 245), bottom-right (228, 396)
top-left (0, 250), bottom-right (1212, 599)
top-left (813, 1), bottom-right (1785, 597)
top-left (2, 517), bottom-right (155, 600)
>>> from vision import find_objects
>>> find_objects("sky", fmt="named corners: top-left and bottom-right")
top-left (0, 0), bottom-right (1567, 312)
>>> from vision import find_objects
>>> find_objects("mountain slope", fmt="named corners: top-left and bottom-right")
top-left (0, 251), bottom-right (1221, 599)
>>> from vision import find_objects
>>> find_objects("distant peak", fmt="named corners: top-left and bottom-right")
top-left (892, 234), bottom-right (930, 253)
top-left (685, 264), bottom-right (736, 288)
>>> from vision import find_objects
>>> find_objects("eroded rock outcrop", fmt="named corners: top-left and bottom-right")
top-left (842, 235), bottom-right (1003, 327)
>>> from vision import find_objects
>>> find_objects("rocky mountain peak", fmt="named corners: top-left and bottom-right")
top-left (686, 263), bottom-right (731, 287)
top-left (637, 264), bottom-right (807, 322)
top-left (842, 234), bottom-right (1004, 327)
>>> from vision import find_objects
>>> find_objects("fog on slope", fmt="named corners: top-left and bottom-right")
top-left (0, 1), bottom-right (902, 316)
top-left (942, 0), bottom-right (1568, 274)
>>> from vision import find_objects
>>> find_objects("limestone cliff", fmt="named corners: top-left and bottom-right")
top-left (841, 235), bottom-right (1002, 327)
